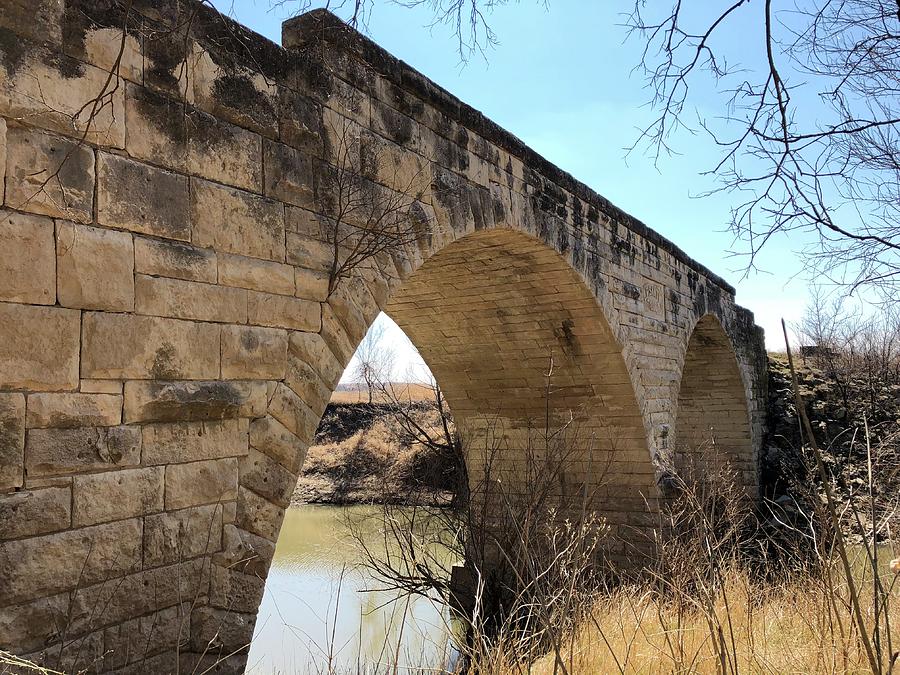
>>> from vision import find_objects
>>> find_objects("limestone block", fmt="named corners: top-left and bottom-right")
top-left (124, 380), bottom-right (266, 423)
top-left (0, 0), bottom-right (63, 46)
top-left (134, 236), bottom-right (217, 283)
top-left (0, 393), bottom-right (25, 490)
top-left (277, 89), bottom-right (325, 155)
top-left (208, 563), bottom-right (265, 614)
top-left (165, 457), bottom-right (239, 510)
top-left (285, 205), bottom-right (331, 240)
top-left (80, 379), bottom-right (123, 394)
top-left (4, 126), bottom-right (94, 222)
top-left (0, 303), bottom-right (79, 391)
top-left (0, 486), bottom-right (70, 539)
top-left (56, 221), bottom-right (134, 311)
top-left (26, 425), bottom-right (141, 477)
top-left (24, 631), bottom-right (106, 674)
top-left (327, 283), bottom-right (372, 346)
top-left (266, 382), bottom-right (319, 442)
top-left (124, 82), bottom-right (189, 172)
top-left (67, 560), bottom-right (207, 637)
top-left (191, 179), bottom-right (285, 261)
top-left (143, 503), bottom-right (224, 568)
top-left (188, 113), bottom-right (263, 193)
top-left (286, 231), bottom-right (333, 271)
top-left (73, 466), bottom-right (164, 527)
top-left (81, 312), bottom-right (220, 380)
top-left (0, 518), bottom-right (142, 606)
top-left (0, 37), bottom-right (126, 148)
top-left (295, 266), bottom-right (330, 302)
top-left (135, 274), bottom-right (247, 323)
top-left (221, 325), bottom-right (288, 380)
top-left (247, 290), bottom-right (320, 332)
top-left (141, 418), bottom-right (249, 466)
top-left (192, 49), bottom-right (278, 137)
top-left (102, 603), bottom-right (189, 671)
top-left (191, 606), bottom-right (256, 652)
top-left (236, 485), bottom-right (284, 542)
top-left (0, 212), bottom-right (56, 305)
top-left (97, 152), bottom-right (190, 240)
top-left (0, 593), bottom-right (70, 654)
top-left (289, 331), bottom-right (344, 389)
top-left (284, 356), bottom-right (331, 418)
top-left (320, 303), bottom-right (356, 365)
top-left (214, 523), bottom-right (275, 579)
top-left (26, 392), bottom-right (122, 428)
top-left (82, 27), bottom-right (143, 82)
top-left (239, 446), bottom-right (296, 508)
top-left (263, 140), bottom-right (318, 209)
top-left (249, 415), bottom-right (307, 473)
top-left (218, 253), bottom-right (295, 296)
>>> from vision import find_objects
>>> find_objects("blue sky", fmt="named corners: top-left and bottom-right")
top-left (210, 0), bottom-right (816, 376)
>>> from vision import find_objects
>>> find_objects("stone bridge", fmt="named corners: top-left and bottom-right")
top-left (0, 2), bottom-right (766, 672)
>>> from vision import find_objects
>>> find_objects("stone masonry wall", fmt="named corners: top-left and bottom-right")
top-left (0, 1), bottom-right (766, 672)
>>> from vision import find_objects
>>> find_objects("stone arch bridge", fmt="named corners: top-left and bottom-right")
top-left (0, 2), bottom-right (766, 672)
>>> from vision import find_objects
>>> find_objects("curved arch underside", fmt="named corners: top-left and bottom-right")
top-left (388, 229), bottom-right (658, 541)
top-left (673, 315), bottom-right (755, 488)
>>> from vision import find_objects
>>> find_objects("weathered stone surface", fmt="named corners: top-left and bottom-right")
top-left (143, 503), bottom-right (224, 568)
top-left (247, 290), bottom-right (320, 332)
top-left (191, 179), bottom-right (285, 261)
top-left (124, 82), bottom-right (189, 172)
top-left (239, 446), bottom-right (296, 508)
top-left (0, 593), bottom-right (70, 654)
top-left (295, 266), bottom-right (330, 301)
top-left (218, 253), bottom-right (295, 295)
top-left (249, 415), bottom-right (307, 473)
top-left (73, 466), bottom-right (164, 527)
top-left (285, 356), bottom-right (331, 418)
top-left (191, 606), bottom-right (256, 652)
top-left (56, 221), bottom-right (134, 311)
top-left (23, 630), bottom-right (105, 674)
top-left (134, 236), bottom-right (217, 283)
top-left (81, 312), bottom-right (220, 380)
top-left (124, 380), bottom-right (266, 423)
top-left (141, 418), bottom-right (249, 466)
top-left (26, 392), bottom-right (122, 428)
top-left (97, 152), bottom-right (190, 240)
top-left (0, 117), bottom-right (5, 202)
top-left (135, 274), bottom-right (247, 323)
top-left (221, 325), bottom-right (288, 380)
top-left (26, 425), bottom-right (141, 477)
top-left (166, 458), bottom-right (239, 510)
top-left (4, 126), bottom-right (94, 222)
top-left (263, 140), bottom-right (318, 208)
top-left (267, 382), bottom-right (319, 442)
top-left (215, 523), bottom-right (275, 579)
top-left (82, 27), bottom-right (143, 82)
top-left (209, 563), bottom-right (265, 613)
top-left (0, 38), bottom-right (126, 147)
top-left (102, 603), bottom-right (189, 670)
top-left (289, 331), bottom-right (344, 388)
top-left (0, 518), bottom-right (142, 606)
top-left (286, 231), bottom-right (333, 271)
top-left (67, 559), bottom-right (208, 637)
top-left (188, 114), bottom-right (263, 192)
top-left (319, 302), bottom-right (357, 365)
top-left (236, 485), bottom-right (284, 542)
top-left (0, 393), bottom-right (25, 490)
top-left (0, 486), bottom-right (69, 539)
top-left (0, 303), bottom-right (79, 391)
top-left (0, 212), bottom-right (56, 305)
top-left (80, 379), bottom-right (123, 394)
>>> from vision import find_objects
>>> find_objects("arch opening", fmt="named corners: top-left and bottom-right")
top-left (672, 314), bottom-right (754, 489)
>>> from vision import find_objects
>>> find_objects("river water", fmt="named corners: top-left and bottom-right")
top-left (246, 505), bottom-right (460, 674)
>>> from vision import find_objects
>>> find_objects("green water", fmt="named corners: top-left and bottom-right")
top-left (246, 505), bottom-right (460, 674)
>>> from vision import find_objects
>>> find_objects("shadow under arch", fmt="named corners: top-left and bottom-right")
top-left (378, 226), bottom-right (659, 551)
top-left (672, 313), bottom-right (755, 488)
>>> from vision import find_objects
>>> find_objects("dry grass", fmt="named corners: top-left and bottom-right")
top-left (330, 383), bottom-right (434, 404)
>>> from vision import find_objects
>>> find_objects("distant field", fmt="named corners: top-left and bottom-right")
top-left (330, 382), bottom-right (435, 403)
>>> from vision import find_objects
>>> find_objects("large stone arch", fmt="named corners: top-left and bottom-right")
top-left (672, 313), bottom-right (757, 492)
top-left (0, 1), bottom-right (767, 672)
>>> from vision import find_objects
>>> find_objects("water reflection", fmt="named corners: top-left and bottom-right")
top-left (247, 505), bottom-right (458, 674)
